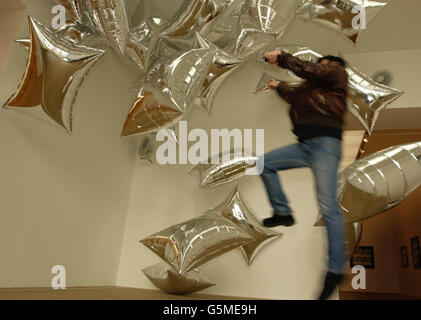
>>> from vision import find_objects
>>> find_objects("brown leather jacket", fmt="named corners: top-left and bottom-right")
top-left (276, 53), bottom-right (349, 131)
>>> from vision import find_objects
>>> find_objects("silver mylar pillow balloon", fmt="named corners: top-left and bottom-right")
top-left (240, 0), bottom-right (298, 35)
top-left (295, 0), bottom-right (387, 44)
top-left (160, 0), bottom-right (232, 38)
top-left (205, 185), bottom-right (282, 264)
top-left (85, 0), bottom-right (130, 55)
top-left (190, 150), bottom-right (258, 188)
top-left (142, 262), bottom-right (215, 295)
top-left (140, 214), bottom-right (252, 274)
top-left (121, 47), bottom-right (216, 137)
top-left (146, 31), bottom-right (243, 113)
top-left (316, 141), bottom-right (421, 225)
top-left (3, 16), bottom-right (105, 133)
top-left (342, 53), bottom-right (404, 134)
top-left (55, 0), bottom-right (86, 23)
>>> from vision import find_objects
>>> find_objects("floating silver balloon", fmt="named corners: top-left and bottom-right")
top-left (190, 150), bottom-right (258, 188)
top-left (55, 21), bottom-right (94, 45)
top-left (239, 0), bottom-right (298, 36)
top-left (343, 54), bottom-right (404, 134)
top-left (85, 0), bottom-right (130, 55)
top-left (140, 214), bottom-right (253, 274)
top-left (194, 32), bottom-right (244, 112)
top-left (316, 141), bottom-right (421, 224)
top-left (147, 31), bottom-right (243, 112)
top-left (3, 16), bottom-right (105, 133)
top-left (143, 262), bottom-right (215, 295)
top-left (200, 0), bottom-right (245, 45)
top-left (55, 0), bottom-right (86, 23)
top-left (214, 26), bottom-right (277, 59)
top-left (211, 0), bottom-right (297, 58)
top-left (125, 20), bottom-right (157, 72)
top-left (121, 48), bottom-right (215, 137)
top-left (295, 0), bottom-right (387, 44)
top-left (159, 0), bottom-right (232, 38)
top-left (205, 185), bottom-right (282, 264)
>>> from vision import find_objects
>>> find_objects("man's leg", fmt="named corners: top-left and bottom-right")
top-left (306, 137), bottom-right (346, 299)
top-left (259, 143), bottom-right (308, 226)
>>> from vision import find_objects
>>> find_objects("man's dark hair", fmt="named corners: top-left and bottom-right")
top-left (317, 55), bottom-right (346, 67)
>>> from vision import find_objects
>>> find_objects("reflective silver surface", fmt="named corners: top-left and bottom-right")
top-left (143, 262), bottom-right (215, 294)
top-left (190, 150), bottom-right (258, 188)
top-left (338, 141), bottom-right (421, 223)
top-left (121, 48), bottom-right (215, 137)
top-left (85, 0), bottom-right (130, 55)
top-left (140, 214), bottom-right (253, 274)
top-left (3, 16), bottom-right (105, 133)
top-left (296, 0), bottom-right (388, 44)
top-left (344, 56), bottom-right (404, 134)
top-left (205, 185), bottom-right (282, 264)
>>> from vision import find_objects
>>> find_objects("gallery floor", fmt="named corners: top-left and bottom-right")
top-left (0, 287), bottom-right (419, 300)
top-left (0, 287), bottom-right (255, 300)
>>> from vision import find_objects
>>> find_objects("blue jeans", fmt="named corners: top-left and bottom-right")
top-left (259, 136), bottom-right (345, 274)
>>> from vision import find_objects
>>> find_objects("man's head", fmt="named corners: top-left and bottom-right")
top-left (317, 55), bottom-right (346, 67)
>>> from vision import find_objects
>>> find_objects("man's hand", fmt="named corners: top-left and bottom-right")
top-left (264, 50), bottom-right (282, 65)
top-left (267, 80), bottom-right (280, 90)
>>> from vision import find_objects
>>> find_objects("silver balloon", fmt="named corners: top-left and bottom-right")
top-left (15, 21), bottom-right (95, 48)
top-left (316, 141), bottom-right (421, 224)
top-left (190, 150), bottom-right (258, 188)
top-left (214, 26), bottom-right (277, 59)
top-left (3, 16), bottom-right (105, 133)
top-left (146, 31), bottom-right (243, 113)
top-left (343, 54), bottom-right (404, 134)
top-left (194, 32), bottom-right (244, 112)
top-left (85, 0), bottom-right (130, 55)
top-left (295, 0), bottom-right (387, 44)
top-left (239, 0), bottom-right (298, 35)
top-left (140, 214), bottom-right (253, 274)
top-left (200, 0), bottom-right (244, 42)
top-left (55, 0), bottom-right (86, 23)
top-left (146, 30), bottom-right (200, 75)
top-left (205, 185), bottom-right (282, 264)
top-left (125, 19), bottom-right (158, 72)
top-left (121, 47), bottom-right (216, 137)
top-left (143, 262), bottom-right (215, 295)
top-left (55, 21), bottom-right (94, 45)
top-left (160, 0), bottom-right (232, 38)
top-left (211, 0), bottom-right (297, 58)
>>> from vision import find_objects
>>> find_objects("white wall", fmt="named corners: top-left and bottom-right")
top-left (0, 0), bottom-right (139, 287)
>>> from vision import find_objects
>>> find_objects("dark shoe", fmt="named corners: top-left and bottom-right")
top-left (263, 213), bottom-right (295, 227)
top-left (317, 271), bottom-right (344, 300)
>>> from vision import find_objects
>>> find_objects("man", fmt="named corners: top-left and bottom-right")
top-left (261, 50), bottom-right (349, 300)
